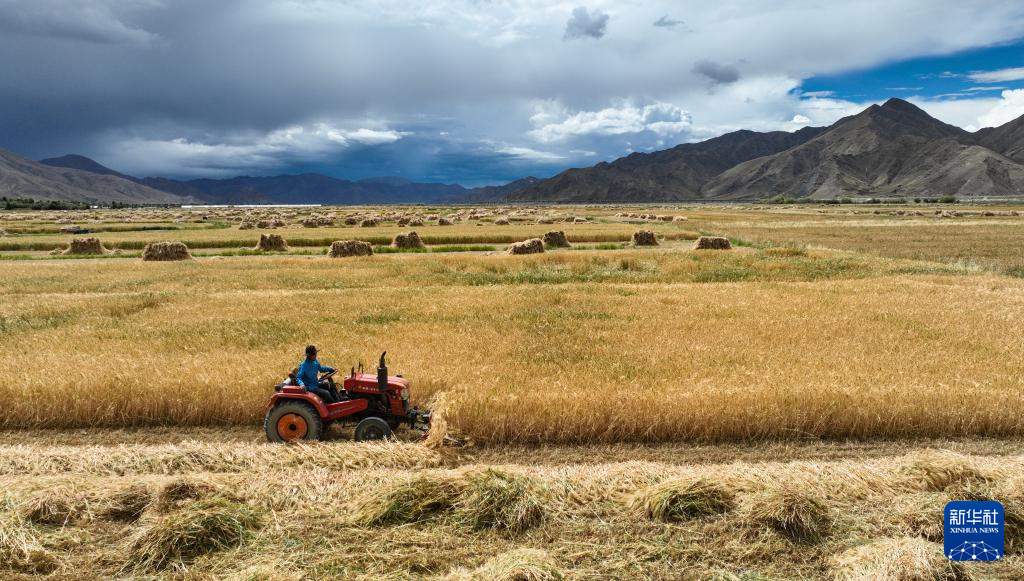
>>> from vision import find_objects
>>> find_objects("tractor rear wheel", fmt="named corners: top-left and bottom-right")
top-left (354, 417), bottom-right (392, 442)
top-left (265, 401), bottom-right (323, 443)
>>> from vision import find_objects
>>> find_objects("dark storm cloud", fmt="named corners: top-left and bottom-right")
top-left (1, 1), bottom-right (1024, 182)
top-left (692, 59), bottom-right (741, 84)
top-left (653, 15), bottom-right (685, 29)
top-left (0, 0), bottom-right (157, 45)
top-left (563, 7), bottom-right (609, 40)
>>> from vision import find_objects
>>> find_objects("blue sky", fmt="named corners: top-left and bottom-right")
top-left (802, 40), bottom-right (1024, 103)
top-left (1, 1), bottom-right (1024, 186)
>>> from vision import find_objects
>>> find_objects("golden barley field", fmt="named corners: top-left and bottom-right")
top-left (3, 204), bottom-right (1024, 578)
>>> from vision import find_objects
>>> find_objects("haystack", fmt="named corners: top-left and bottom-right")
top-left (831, 537), bottom-right (971, 581)
top-left (360, 219), bottom-right (379, 227)
top-left (238, 221), bottom-right (255, 230)
top-left (672, 216), bottom-right (689, 222)
top-left (693, 236), bottom-right (732, 250)
top-left (742, 484), bottom-right (832, 542)
top-left (455, 468), bottom-right (548, 533)
top-left (631, 477), bottom-right (735, 522)
top-left (507, 238), bottom-right (544, 255)
top-left (392, 231), bottom-right (426, 249)
top-left (542, 231), bottom-right (571, 248)
top-left (442, 548), bottom-right (563, 581)
top-left (142, 241), bottom-right (192, 261)
top-left (255, 234), bottom-right (288, 252)
top-left (494, 217), bottom-right (510, 225)
top-left (409, 219), bottom-right (425, 227)
top-left (328, 240), bottom-right (373, 258)
top-left (438, 217), bottom-right (454, 226)
top-left (632, 230), bottom-right (658, 246)
top-left (62, 237), bottom-right (111, 255)
top-left (301, 218), bottom-right (320, 228)
top-left (126, 498), bottom-right (261, 572)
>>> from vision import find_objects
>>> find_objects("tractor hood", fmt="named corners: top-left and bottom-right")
top-left (343, 373), bottom-right (409, 392)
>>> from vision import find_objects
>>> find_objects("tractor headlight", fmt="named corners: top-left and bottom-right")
top-left (401, 387), bottom-right (410, 400)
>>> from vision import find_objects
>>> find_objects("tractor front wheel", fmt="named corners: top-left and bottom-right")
top-left (265, 401), bottom-right (323, 443)
top-left (354, 417), bottom-right (392, 442)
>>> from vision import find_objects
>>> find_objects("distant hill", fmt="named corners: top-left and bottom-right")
top-left (512, 98), bottom-right (1024, 202)
top-left (29, 97), bottom-right (1024, 205)
top-left (509, 127), bottom-right (827, 202)
top-left (37, 156), bottom-right (534, 205)
top-left (704, 99), bottom-right (1024, 199)
top-left (2, 149), bottom-right (194, 204)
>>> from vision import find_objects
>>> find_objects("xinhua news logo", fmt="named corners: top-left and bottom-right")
top-left (944, 501), bottom-right (1004, 561)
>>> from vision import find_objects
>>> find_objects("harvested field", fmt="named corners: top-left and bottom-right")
top-left (0, 437), bottom-right (1022, 579)
top-left (4, 204), bottom-right (1024, 578)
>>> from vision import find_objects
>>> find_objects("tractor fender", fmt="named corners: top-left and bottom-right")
top-left (268, 390), bottom-right (330, 418)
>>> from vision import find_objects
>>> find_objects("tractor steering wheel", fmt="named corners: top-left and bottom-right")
top-left (319, 369), bottom-right (338, 382)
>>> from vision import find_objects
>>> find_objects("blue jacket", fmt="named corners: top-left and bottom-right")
top-left (297, 359), bottom-right (335, 390)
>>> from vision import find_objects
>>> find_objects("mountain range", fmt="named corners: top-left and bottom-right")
top-left (3, 98), bottom-right (1023, 205)
top-left (511, 98), bottom-right (1024, 201)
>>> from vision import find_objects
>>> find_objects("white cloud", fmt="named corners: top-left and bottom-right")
top-left (790, 114), bottom-right (811, 124)
top-left (978, 89), bottom-right (1024, 127)
top-left (495, 145), bottom-right (565, 161)
top-left (968, 67), bottom-right (1024, 83)
top-left (907, 89), bottom-right (1024, 131)
top-left (103, 121), bottom-right (409, 177)
top-left (529, 102), bottom-right (692, 142)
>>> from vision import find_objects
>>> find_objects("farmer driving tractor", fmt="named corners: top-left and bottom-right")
top-left (296, 344), bottom-right (340, 403)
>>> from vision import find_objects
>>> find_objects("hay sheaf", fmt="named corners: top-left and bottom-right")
top-left (61, 237), bottom-right (113, 255)
top-left (442, 548), bottom-right (564, 581)
top-left (392, 231), bottom-right (426, 249)
top-left (694, 236), bottom-right (732, 250)
top-left (900, 450), bottom-right (988, 492)
top-left (632, 230), bottom-right (658, 246)
top-left (328, 240), bottom-right (373, 258)
top-left (507, 238), bottom-right (545, 255)
top-left (126, 497), bottom-right (262, 572)
top-left (352, 474), bottom-right (463, 526)
top-left (742, 484), bottom-right (832, 542)
top-left (142, 241), bottom-right (192, 261)
top-left (19, 488), bottom-right (87, 526)
top-left (255, 233), bottom-right (288, 252)
top-left (542, 231), bottom-right (571, 248)
top-left (155, 478), bottom-right (219, 513)
top-left (0, 508), bottom-right (59, 574)
top-left (99, 484), bottom-right (152, 522)
top-left (831, 537), bottom-right (974, 581)
top-left (455, 468), bottom-right (548, 534)
top-left (631, 477), bottom-right (735, 522)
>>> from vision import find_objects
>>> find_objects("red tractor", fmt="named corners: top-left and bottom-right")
top-left (264, 352), bottom-right (430, 442)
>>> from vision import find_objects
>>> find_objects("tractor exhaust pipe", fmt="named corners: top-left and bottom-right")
top-left (377, 351), bottom-right (388, 392)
